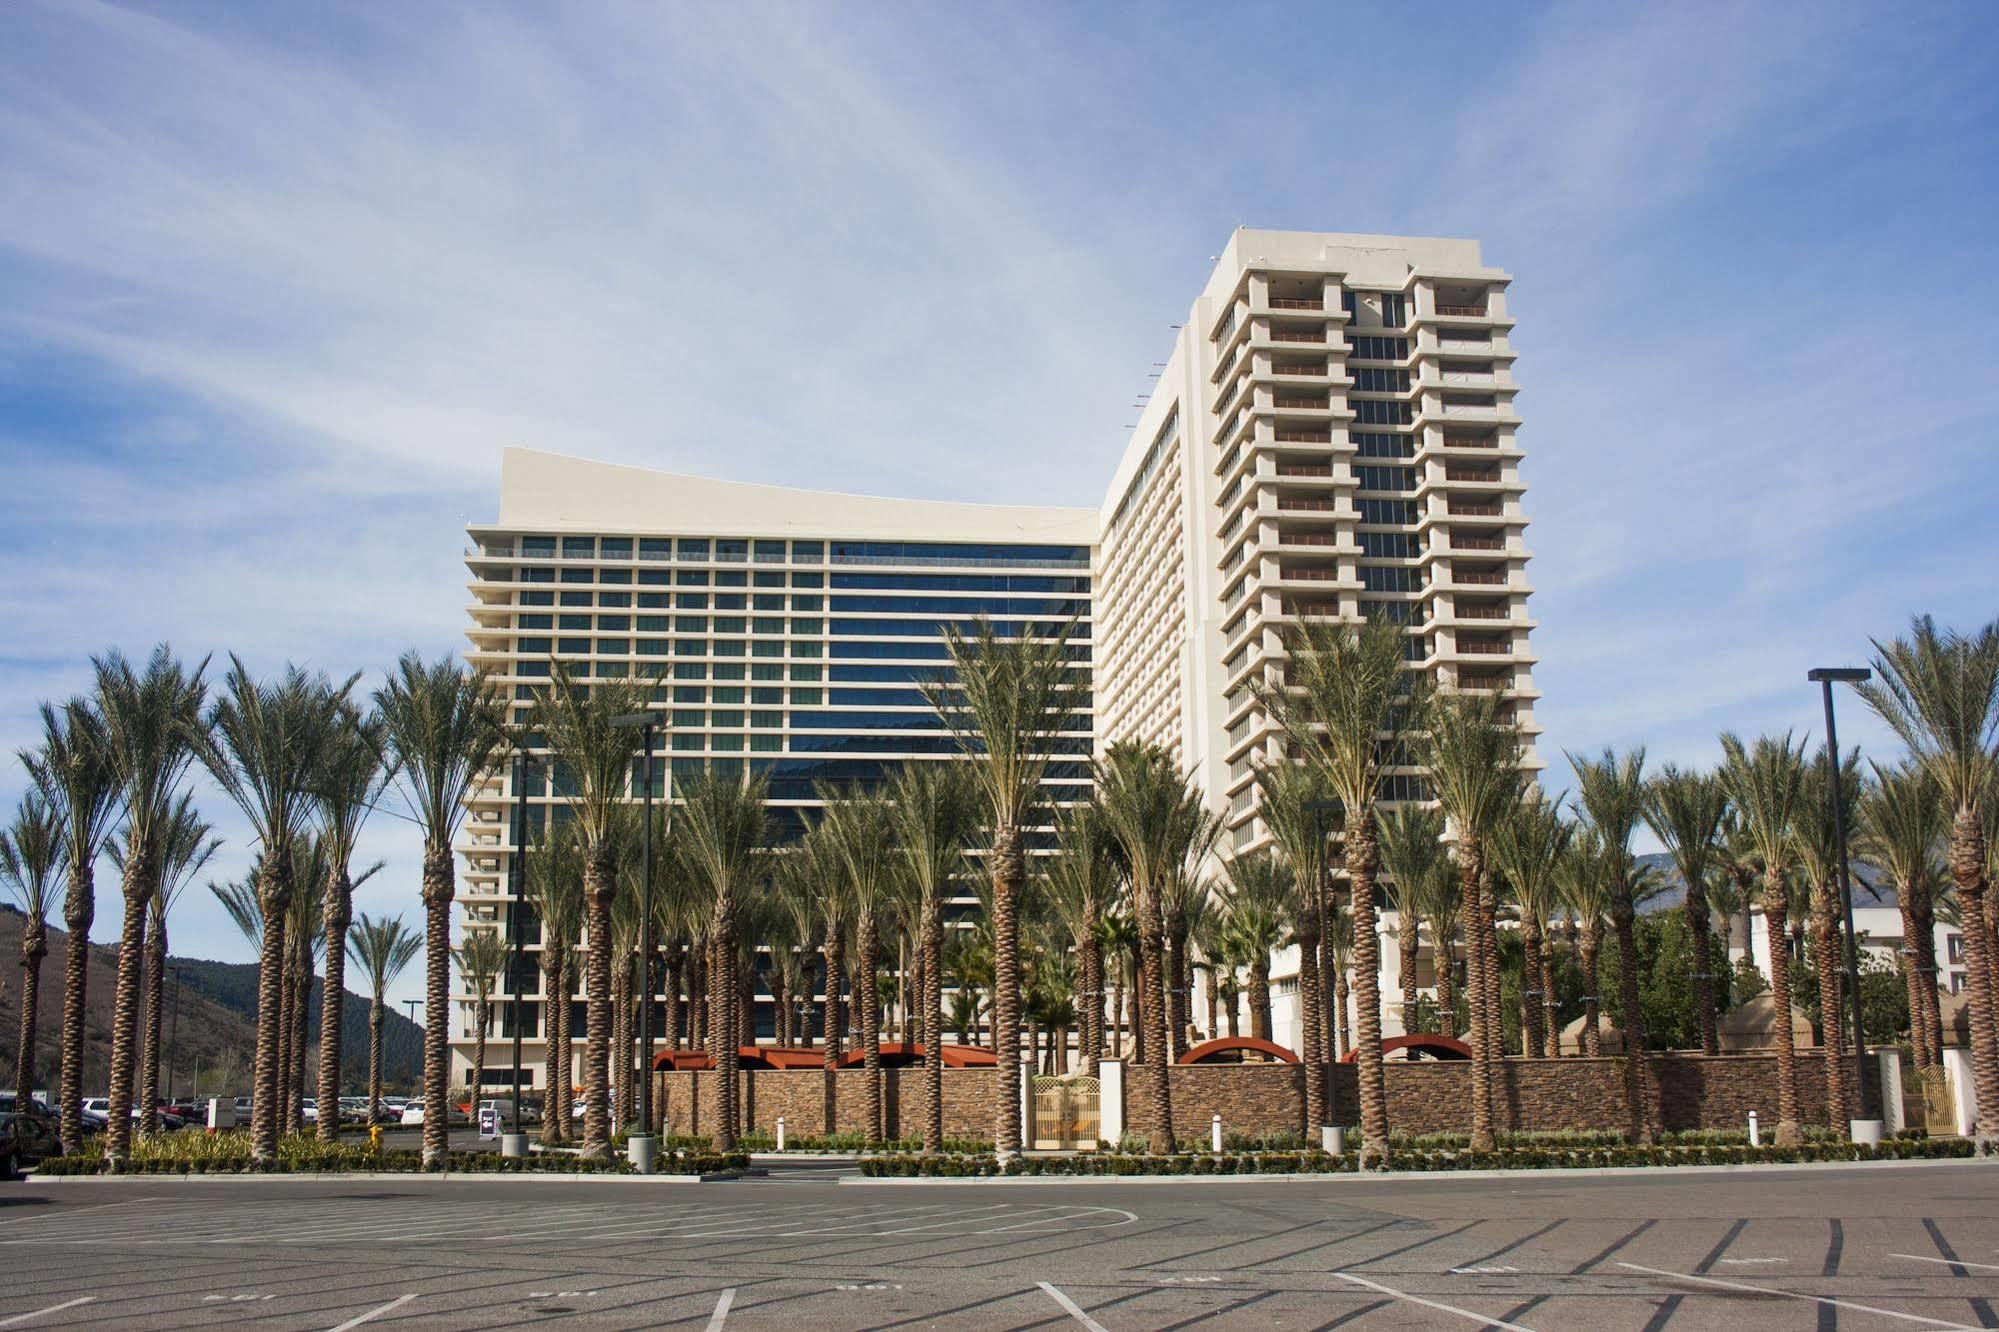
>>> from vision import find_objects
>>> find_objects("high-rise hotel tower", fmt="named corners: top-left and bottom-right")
top-left (453, 229), bottom-right (1539, 1091)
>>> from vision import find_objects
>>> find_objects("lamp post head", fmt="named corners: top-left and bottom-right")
top-left (1807, 667), bottom-right (1871, 684)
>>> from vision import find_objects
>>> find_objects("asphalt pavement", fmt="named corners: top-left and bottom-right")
top-left (2, 1160), bottom-right (1997, 1329)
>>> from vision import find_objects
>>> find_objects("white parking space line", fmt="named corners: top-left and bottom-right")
top-left (323, 1293), bottom-right (416, 1331)
top-left (1333, 1272), bottom-right (1536, 1330)
top-left (0, 1199), bottom-right (153, 1232)
top-left (705, 1287), bottom-right (735, 1331)
top-left (0, 1297), bottom-right (97, 1327)
top-left (978, 1207), bottom-right (1136, 1234)
top-left (1893, 1252), bottom-right (1999, 1274)
top-left (1616, 1263), bottom-right (1978, 1329)
top-left (1037, 1281), bottom-right (1109, 1332)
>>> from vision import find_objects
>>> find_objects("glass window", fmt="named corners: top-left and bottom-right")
top-left (639, 538), bottom-right (671, 561)
top-left (517, 637), bottom-right (552, 654)
top-left (598, 615), bottom-right (630, 631)
top-left (751, 663), bottom-right (784, 681)
top-left (678, 539), bottom-right (709, 561)
top-left (637, 615), bottom-right (668, 631)
top-left (754, 594), bottom-right (785, 611)
top-left (558, 638), bottom-right (589, 654)
top-left (562, 537), bottom-right (595, 558)
top-left (560, 569), bottom-right (593, 584)
top-left (599, 537), bottom-right (631, 559)
top-left (793, 541), bottom-right (824, 562)
top-left (637, 569), bottom-right (670, 585)
top-left (715, 570), bottom-right (747, 588)
top-left (677, 570), bottom-right (710, 587)
top-left (517, 614), bottom-right (552, 629)
top-left (673, 662), bottom-right (706, 680)
top-left (519, 590), bottom-right (554, 606)
top-left (558, 614), bottom-right (590, 630)
top-left (754, 540), bottom-right (786, 563)
top-left (716, 540), bottom-right (748, 563)
top-left (678, 615), bottom-right (709, 633)
top-left (754, 572), bottom-right (786, 589)
top-left (792, 572), bottom-right (824, 588)
top-left (712, 686), bottom-right (744, 704)
top-left (521, 536), bottom-right (556, 558)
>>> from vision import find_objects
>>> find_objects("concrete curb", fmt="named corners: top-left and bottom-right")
top-left (22, 1170), bottom-right (742, 1185)
top-left (840, 1156), bottom-right (1981, 1185)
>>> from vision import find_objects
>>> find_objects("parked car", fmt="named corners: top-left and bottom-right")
top-left (0, 1111), bottom-right (62, 1177)
top-left (398, 1103), bottom-right (425, 1127)
top-left (233, 1096), bottom-right (253, 1120)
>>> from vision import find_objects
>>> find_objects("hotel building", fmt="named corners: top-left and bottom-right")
top-left (452, 229), bottom-right (1538, 1091)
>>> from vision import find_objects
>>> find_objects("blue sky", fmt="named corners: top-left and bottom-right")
top-left (3, 2), bottom-right (1997, 1012)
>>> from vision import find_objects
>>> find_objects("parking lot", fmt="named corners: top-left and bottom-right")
top-left (2, 1161), bottom-right (1997, 1328)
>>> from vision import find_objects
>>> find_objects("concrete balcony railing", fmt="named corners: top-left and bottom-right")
top-left (1452, 570), bottom-right (1509, 586)
top-left (1271, 362), bottom-right (1328, 376)
top-left (1268, 297), bottom-right (1324, 310)
top-left (1447, 501), bottom-right (1504, 516)
top-left (1275, 464), bottom-right (1334, 478)
top-left (1273, 429), bottom-right (1333, 443)
top-left (1444, 467), bottom-right (1501, 483)
top-left (1442, 433), bottom-right (1499, 448)
top-left (1270, 330), bottom-right (1327, 344)
top-left (1278, 566), bottom-right (1342, 582)
top-left (1436, 303), bottom-right (1488, 317)
top-left (1450, 534), bottom-right (1506, 551)
top-left (1456, 639), bottom-right (1512, 655)
top-left (1277, 497), bottom-right (1339, 512)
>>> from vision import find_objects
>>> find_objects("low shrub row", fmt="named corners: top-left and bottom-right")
top-left (858, 1136), bottom-right (1973, 1178)
top-left (33, 1130), bottom-right (750, 1176)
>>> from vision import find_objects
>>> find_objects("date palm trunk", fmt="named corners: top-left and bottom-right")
top-left (1294, 902), bottom-right (1326, 1131)
top-left (1135, 878), bottom-right (1174, 1153)
top-left (823, 922), bottom-right (844, 1062)
top-left (1685, 889), bottom-right (1719, 1056)
top-left (105, 844), bottom-right (156, 1165)
top-left (1578, 922), bottom-right (1602, 1058)
top-left (1398, 916), bottom-right (1419, 1038)
top-left (1899, 886), bottom-right (1936, 1070)
top-left (1520, 920), bottom-right (1546, 1061)
top-left (1947, 808), bottom-right (1998, 1149)
top-left (1609, 871), bottom-right (1654, 1144)
top-left (1435, 934), bottom-right (1456, 1036)
top-left (470, 998), bottom-right (489, 1124)
top-left (1081, 908), bottom-right (1102, 1077)
top-left (1460, 843), bottom-right (1496, 1148)
top-left (1248, 958), bottom-right (1272, 1041)
top-left (418, 846), bottom-right (453, 1166)
top-left (1763, 872), bottom-right (1803, 1146)
top-left (317, 869), bottom-right (352, 1142)
top-left (991, 826), bottom-right (1027, 1159)
top-left (539, 949), bottom-right (566, 1144)
top-left (1347, 812), bottom-right (1391, 1166)
top-left (920, 897), bottom-right (944, 1153)
top-left (17, 925), bottom-right (47, 1112)
top-left (580, 846), bottom-right (615, 1159)
top-left (610, 952), bottom-right (630, 1133)
top-left (1477, 868), bottom-right (1504, 1112)
top-left (140, 915), bottom-right (166, 1135)
top-left (1333, 956), bottom-right (1351, 1062)
top-left (253, 855), bottom-right (292, 1162)
top-left (857, 911), bottom-right (884, 1146)
top-left (709, 918), bottom-right (739, 1151)
top-left (1539, 943), bottom-right (1559, 1059)
top-left (292, 943), bottom-right (312, 1134)
top-left (367, 1000), bottom-right (385, 1129)
top-left (1810, 882), bottom-right (1851, 1127)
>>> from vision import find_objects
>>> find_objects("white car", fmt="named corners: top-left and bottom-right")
top-left (399, 1103), bottom-right (425, 1126)
top-left (301, 1099), bottom-right (318, 1124)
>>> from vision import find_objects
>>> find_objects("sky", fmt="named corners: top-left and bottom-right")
top-left (2, 1), bottom-right (1997, 1016)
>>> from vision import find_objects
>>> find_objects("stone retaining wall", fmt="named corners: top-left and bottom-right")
top-left (655, 1066), bottom-right (1002, 1139)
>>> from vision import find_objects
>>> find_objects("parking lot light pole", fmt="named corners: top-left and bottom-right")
top-left (1808, 665), bottom-right (1874, 1132)
top-left (611, 711), bottom-right (658, 1172)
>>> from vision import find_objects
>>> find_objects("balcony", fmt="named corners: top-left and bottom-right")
top-left (1277, 497), bottom-right (1339, 512)
top-left (1457, 638), bottom-right (1511, 655)
top-left (1277, 530), bottom-right (1340, 547)
top-left (1269, 297), bottom-right (1324, 310)
top-left (1451, 534), bottom-right (1505, 551)
top-left (1453, 569), bottom-right (1507, 586)
top-left (1276, 463), bottom-right (1334, 478)
top-left (1271, 329), bottom-right (1326, 344)
top-left (1271, 361), bottom-right (1327, 376)
top-left (1442, 433), bottom-right (1498, 448)
top-left (1436, 303), bottom-right (1488, 317)
top-left (1457, 670), bottom-right (1511, 691)
top-left (1282, 598), bottom-right (1342, 618)
top-left (1455, 602), bottom-right (1511, 620)
top-left (1273, 395), bottom-right (1328, 409)
top-left (1278, 566), bottom-right (1342, 582)
top-left (1445, 467), bottom-right (1500, 483)
top-left (1274, 429), bottom-right (1332, 443)
top-left (1448, 500), bottom-right (1503, 517)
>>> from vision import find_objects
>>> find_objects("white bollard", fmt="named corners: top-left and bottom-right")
top-left (1212, 1113), bottom-right (1223, 1153)
top-left (1748, 1110), bottom-right (1760, 1147)
top-left (776, 1115), bottom-right (787, 1152)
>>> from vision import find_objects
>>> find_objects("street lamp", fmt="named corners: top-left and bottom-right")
top-left (611, 710), bottom-right (658, 1172)
top-left (1808, 665), bottom-right (1874, 1133)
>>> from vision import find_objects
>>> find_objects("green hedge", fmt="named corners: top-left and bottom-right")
top-left (33, 1130), bottom-right (748, 1176)
top-left (858, 1136), bottom-right (1974, 1177)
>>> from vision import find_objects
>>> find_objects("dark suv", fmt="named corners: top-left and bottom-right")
top-left (0, 1110), bottom-right (62, 1177)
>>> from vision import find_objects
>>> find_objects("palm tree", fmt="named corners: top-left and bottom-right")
top-left (1493, 794), bottom-right (1570, 1061)
top-left (1421, 689), bottom-right (1520, 1149)
top-left (1718, 731), bottom-right (1810, 1145)
top-left (886, 762), bottom-right (980, 1152)
top-left (1378, 805), bottom-right (1447, 1039)
top-left (1411, 828), bottom-right (1467, 1037)
top-left (1160, 857), bottom-right (1211, 1061)
top-left (1795, 746), bottom-right (1863, 1127)
top-left (375, 652), bottom-right (505, 1166)
top-left (921, 619), bottom-right (1084, 1160)
top-left (1253, 762), bottom-right (1336, 1131)
top-left (24, 698), bottom-right (122, 1155)
top-left (524, 823), bottom-right (585, 1141)
top-left (1642, 765), bottom-right (1729, 1056)
top-left (1046, 802), bottom-right (1119, 1076)
top-left (816, 785), bottom-right (900, 1146)
top-left (1250, 614), bottom-right (1425, 1167)
top-left (195, 660), bottom-right (341, 1162)
top-left (281, 836), bottom-right (330, 1134)
top-left (1856, 615), bottom-right (1999, 1147)
top-left (2, 794), bottom-right (66, 1114)
top-left (1857, 761), bottom-right (1946, 1069)
top-left (455, 928), bottom-right (508, 1116)
top-left (674, 767), bottom-right (767, 1151)
top-left (1556, 827), bottom-right (1610, 1057)
top-left (312, 703), bottom-right (390, 1141)
top-left (128, 798), bottom-right (217, 1132)
top-left (1569, 747), bottom-right (1653, 1144)
top-left (1094, 741), bottom-right (1217, 1153)
top-left (348, 914), bottom-right (421, 1127)
top-left (1094, 909), bottom-right (1135, 1055)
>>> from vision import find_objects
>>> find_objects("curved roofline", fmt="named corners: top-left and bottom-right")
top-left (491, 447), bottom-right (1097, 546)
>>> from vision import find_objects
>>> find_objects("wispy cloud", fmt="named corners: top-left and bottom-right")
top-left (2, 0), bottom-right (1996, 988)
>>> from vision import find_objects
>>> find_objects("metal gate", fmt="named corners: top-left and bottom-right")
top-left (1916, 1066), bottom-right (1957, 1136)
top-left (1031, 1075), bottom-right (1100, 1151)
